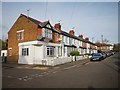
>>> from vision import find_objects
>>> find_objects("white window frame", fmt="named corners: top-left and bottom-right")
top-left (66, 36), bottom-right (68, 44)
top-left (17, 30), bottom-right (24, 41)
top-left (55, 33), bottom-right (58, 41)
top-left (46, 24), bottom-right (51, 28)
top-left (9, 48), bottom-right (12, 56)
top-left (62, 35), bottom-right (64, 43)
top-left (44, 28), bottom-right (52, 39)
top-left (22, 48), bottom-right (29, 56)
top-left (47, 47), bottom-right (54, 56)
top-left (17, 32), bottom-right (21, 41)
top-left (21, 31), bottom-right (24, 40)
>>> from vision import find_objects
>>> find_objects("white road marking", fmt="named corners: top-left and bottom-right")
top-left (52, 71), bottom-right (58, 73)
top-left (63, 65), bottom-right (77, 70)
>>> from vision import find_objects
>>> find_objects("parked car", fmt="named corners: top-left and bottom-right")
top-left (101, 52), bottom-right (106, 59)
top-left (106, 52), bottom-right (110, 56)
top-left (90, 53), bottom-right (104, 61)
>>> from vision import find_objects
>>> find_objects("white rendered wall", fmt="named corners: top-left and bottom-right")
top-left (1, 50), bottom-right (7, 57)
top-left (18, 45), bottom-right (33, 64)
top-left (32, 45), bottom-right (44, 64)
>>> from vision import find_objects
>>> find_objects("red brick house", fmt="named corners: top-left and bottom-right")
top-left (7, 14), bottom-right (61, 63)
top-left (7, 14), bottom-right (98, 65)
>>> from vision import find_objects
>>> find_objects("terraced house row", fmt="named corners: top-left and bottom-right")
top-left (7, 14), bottom-right (98, 66)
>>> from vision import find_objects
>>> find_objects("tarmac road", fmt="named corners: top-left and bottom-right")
top-left (2, 53), bottom-right (120, 88)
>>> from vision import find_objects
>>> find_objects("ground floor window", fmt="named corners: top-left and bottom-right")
top-left (8, 48), bottom-right (12, 56)
top-left (81, 49), bottom-right (84, 54)
top-left (22, 48), bottom-right (29, 56)
top-left (58, 47), bottom-right (62, 56)
top-left (47, 46), bottom-right (54, 56)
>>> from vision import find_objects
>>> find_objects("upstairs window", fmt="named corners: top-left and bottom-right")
top-left (55, 33), bottom-right (58, 41)
top-left (17, 33), bottom-right (21, 41)
top-left (66, 37), bottom-right (68, 44)
top-left (62, 35), bottom-right (64, 43)
top-left (17, 30), bottom-right (24, 41)
top-left (46, 24), bottom-right (51, 28)
top-left (44, 28), bottom-right (52, 39)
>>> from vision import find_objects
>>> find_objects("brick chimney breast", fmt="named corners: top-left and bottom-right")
top-left (69, 30), bottom-right (75, 36)
top-left (54, 23), bottom-right (61, 30)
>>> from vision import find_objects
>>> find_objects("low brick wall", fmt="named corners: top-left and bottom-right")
top-left (42, 57), bottom-right (71, 66)
top-left (33, 56), bottom-right (89, 66)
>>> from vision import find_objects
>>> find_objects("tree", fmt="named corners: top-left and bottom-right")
top-left (0, 39), bottom-right (8, 50)
top-left (70, 50), bottom-right (80, 61)
top-left (113, 43), bottom-right (120, 52)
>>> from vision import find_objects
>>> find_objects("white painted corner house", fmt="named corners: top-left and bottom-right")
top-left (18, 40), bottom-right (72, 66)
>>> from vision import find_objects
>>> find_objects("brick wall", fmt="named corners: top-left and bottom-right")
top-left (82, 42), bottom-right (87, 48)
top-left (7, 15), bottom-right (38, 62)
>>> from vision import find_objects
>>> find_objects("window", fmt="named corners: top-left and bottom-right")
top-left (46, 24), bottom-right (51, 28)
top-left (72, 39), bottom-right (74, 44)
top-left (22, 48), bottom-right (29, 56)
top-left (17, 30), bottom-right (24, 41)
top-left (47, 47), bottom-right (54, 56)
top-left (55, 33), bottom-right (58, 41)
top-left (62, 35), bottom-right (64, 43)
top-left (66, 37), bottom-right (68, 44)
top-left (69, 38), bottom-right (72, 45)
top-left (9, 48), bottom-right (12, 56)
top-left (45, 28), bottom-right (52, 39)
top-left (58, 47), bottom-right (61, 56)
top-left (17, 33), bottom-right (21, 41)
top-left (21, 32), bottom-right (24, 40)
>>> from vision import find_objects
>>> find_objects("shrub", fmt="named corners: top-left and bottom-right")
top-left (70, 50), bottom-right (80, 61)
top-left (70, 50), bottom-right (80, 56)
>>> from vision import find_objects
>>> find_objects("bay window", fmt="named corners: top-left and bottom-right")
top-left (55, 33), bottom-right (58, 41)
top-left (44, 28), bottom-right (52, 39)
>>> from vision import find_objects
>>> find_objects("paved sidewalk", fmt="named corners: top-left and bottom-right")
top-left (53, 58), bottom-right (90, 69)
top-left (2, 58), bottom-right (90, 70)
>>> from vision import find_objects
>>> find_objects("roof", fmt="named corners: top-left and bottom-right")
top-left (20, 14), bottom-right (97, 46)
top-left (20, 14), bottom-right (49, 27)
top-left (61, 30), bottom-right (97, 45)
top-left (21, 14), bottom-right (61, 33)
top-left (95, 43), bottom-right (112, 47)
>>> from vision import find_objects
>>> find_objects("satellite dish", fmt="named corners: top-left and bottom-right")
top-left (44, 38), bottom-right (51, 42)
top-left (38, 35), bottom-right (43, 40)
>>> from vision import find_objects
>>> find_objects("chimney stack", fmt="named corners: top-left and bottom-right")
top-left (69, 30), bottom-right (75, 36)
top-left (54, 23), bottom-right (61, 30)
top-left (78, 35), bottom-right (83, 38)
top-left (85, 37), bottom-right (89, 41)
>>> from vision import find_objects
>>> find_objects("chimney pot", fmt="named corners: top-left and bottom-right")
top-left (78, 35), bottom-right (83, 38)
top-left (85, 37), bottom-right (89, 41)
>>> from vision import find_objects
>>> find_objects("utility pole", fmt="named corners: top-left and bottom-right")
top-left (101, 35), bottom-right (103, 51)
top-left (92, 37), bottom-right (94, 43)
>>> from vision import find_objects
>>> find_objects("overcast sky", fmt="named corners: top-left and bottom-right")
top-left (1, 1), bottom-right (118, 44)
